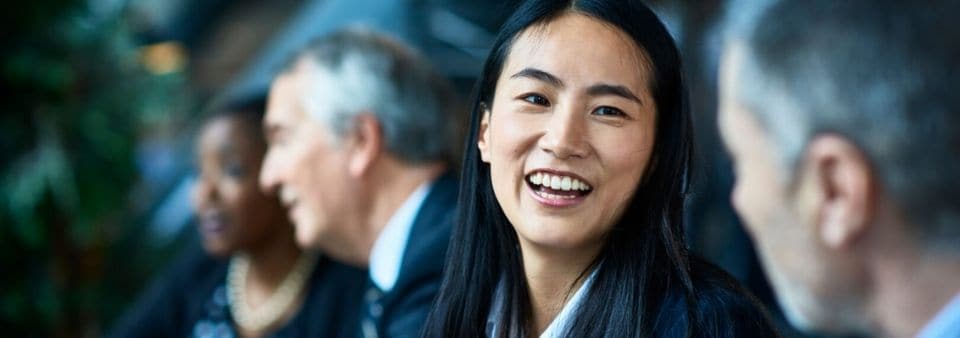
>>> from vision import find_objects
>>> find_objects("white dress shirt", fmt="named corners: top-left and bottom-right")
top-left (917, 292), bottom-right (960, 338)
top-left (368, 181), bottom-right (433, 292)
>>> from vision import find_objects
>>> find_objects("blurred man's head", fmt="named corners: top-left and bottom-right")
top-left (259, 28), bottom-right (459, 265)
top-left (720, 0), bottom-right (960, 335)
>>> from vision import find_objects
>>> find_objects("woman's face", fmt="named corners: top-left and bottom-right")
top-left (478, 12), bottom-right (657, 253)
top-left (192, 116), bottom-right (288, 257)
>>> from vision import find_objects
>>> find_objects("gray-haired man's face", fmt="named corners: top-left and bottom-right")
top-left (718, 42), bottom-right (865, 334)
top-left (259, 59), bottom-right (355, 250)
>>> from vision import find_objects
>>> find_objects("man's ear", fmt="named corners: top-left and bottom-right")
top-left (804, 134), bottom-right (876, 249)
top-left (347, 113), bottom-right (382, 178)
top-left (477, 106), bottom-right (492, 163)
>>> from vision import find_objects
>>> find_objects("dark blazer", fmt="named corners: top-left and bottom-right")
top-left (108, 243), bottom-right (367, 338)
top-left (653, 256), bottom-right (781, 337)
top-left (368, 172), bottom-right (458, 338)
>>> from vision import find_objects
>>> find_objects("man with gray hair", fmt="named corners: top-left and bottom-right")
top-left (259, 27), bottom-right (460, 338)
top-left (718, 0), bottom-right (960, 337)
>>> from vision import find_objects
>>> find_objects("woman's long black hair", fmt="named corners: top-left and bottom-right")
top-left (424, 0), bottom-right (696, 336)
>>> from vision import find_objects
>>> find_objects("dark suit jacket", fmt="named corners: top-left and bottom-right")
top-left (652, 256), bottom-right (781, 337)
top-left (369, 172), bottom-right (457, 338)
top-left (108, 242), bottom-right (367, 338)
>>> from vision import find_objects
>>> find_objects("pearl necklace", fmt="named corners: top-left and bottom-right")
top-left (227, 252), bottom-right (318, 333)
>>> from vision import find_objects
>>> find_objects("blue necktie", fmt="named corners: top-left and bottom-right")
top-left (360, 284), bottom-right (384, 338)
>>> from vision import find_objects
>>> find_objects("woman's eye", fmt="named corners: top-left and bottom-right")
top-left (592, 106), bottom-right (626, 117)
top-left (224, 163), bottom-right (246, 178)
top-left (521, 94), bottom-right (550, 106)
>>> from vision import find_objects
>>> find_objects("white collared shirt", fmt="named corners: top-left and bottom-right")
top-left (368, 181), bottom-right (433, 292)
top-left (917, 292), bottom-right (960, 338)
top-left (486, 268), bottom-right (599, 338)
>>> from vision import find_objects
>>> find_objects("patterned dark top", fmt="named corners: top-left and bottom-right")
top-left (109, 243), bottom-right (367, 338)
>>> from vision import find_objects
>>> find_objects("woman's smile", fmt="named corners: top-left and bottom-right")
top-left (524, 169), bottom-right (593, 208)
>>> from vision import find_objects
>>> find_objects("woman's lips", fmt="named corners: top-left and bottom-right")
top-left (525, 179), bottom-right (591, 208)
top-left (199, 214), bottom-right (228, 235)
top-left (522, 169), bottom-right (594, 208)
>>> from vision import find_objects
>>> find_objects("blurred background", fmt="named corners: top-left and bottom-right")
top-left (0, 0), bottom-right (844, 337)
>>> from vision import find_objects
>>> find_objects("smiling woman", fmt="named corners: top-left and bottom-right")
top-left (479, 12), bottom-right (657, 256)
top-left (423, 0), bottom-right (779, 337)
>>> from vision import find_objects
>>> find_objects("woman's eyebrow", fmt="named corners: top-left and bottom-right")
top-left (587, 84), bottom-right (643, 106)
top-left (510, 68), bottom-right (642, 106)
top-left (510, 68), bottom-right (564, 88)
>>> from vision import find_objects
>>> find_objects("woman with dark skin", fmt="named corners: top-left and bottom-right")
top-left (423, 1), bottom-right (779, 337)
top-left (193, 102), bottom-right (309, 337)
top-left (110, 96), bottom-right (365, 338)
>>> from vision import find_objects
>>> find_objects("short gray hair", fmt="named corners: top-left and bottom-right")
top-left (286, 27), bottom-right (461, 165)
top-left (729, 0), bottom-right (960, 248)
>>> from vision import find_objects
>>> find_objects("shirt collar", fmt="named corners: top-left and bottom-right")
top-left (368, 180), bottom-right (433, 292)
top-left (918, 291), bottom-right (960, 338)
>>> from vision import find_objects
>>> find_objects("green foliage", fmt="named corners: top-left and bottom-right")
top-left (0, 0), bottom-right (189, 336)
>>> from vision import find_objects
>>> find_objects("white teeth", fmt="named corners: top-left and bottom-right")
top-left (527, 172), bottom-right (592, 191)
top-left (576, 179), bottom-right (592, 191)
top-left (550, 176), bottom-right (562, 190)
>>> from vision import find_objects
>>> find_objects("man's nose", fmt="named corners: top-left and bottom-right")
top-left (259, 150), bottom-right (281, 193)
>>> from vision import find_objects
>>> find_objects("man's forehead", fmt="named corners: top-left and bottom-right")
top-left (265, 74), bottom-right (308, 126)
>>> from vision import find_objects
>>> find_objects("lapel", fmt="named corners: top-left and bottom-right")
top-left (383, 170), bottom-right (458, 300)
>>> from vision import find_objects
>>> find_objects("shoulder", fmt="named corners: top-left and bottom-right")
top-left (107, 243), bottom-right (227, 338)
top-left (177, 244), bottom-right (229, 284)
top-left (688, 257), bottom-right (780, 337)
top-left (655, 257), bottom-right (780, 338)
top-left (162, 243), bottom-right (229, 299)
top-left (139, 242), bottom-right (227, 307)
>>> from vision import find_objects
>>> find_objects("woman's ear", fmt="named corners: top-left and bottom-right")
top-left (347, 113), bottom-right (382, 178)
top-left (477, 105), bottom-right (492, 163)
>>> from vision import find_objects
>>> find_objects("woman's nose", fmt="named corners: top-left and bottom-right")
top-left (538, 107), bottom-right (590, 159)
top-left (191, 177), bottom-right (217, 211)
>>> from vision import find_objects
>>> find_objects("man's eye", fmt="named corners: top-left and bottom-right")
top-left (522, 94), bottom-right (550, 106)
top-left (592, 106), bottom-right (626, 117)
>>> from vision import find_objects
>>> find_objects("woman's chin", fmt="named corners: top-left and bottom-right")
top-left (201, 240), bottom-right (234, 258)
top-left (516, 226), bottom-right (598, 253)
